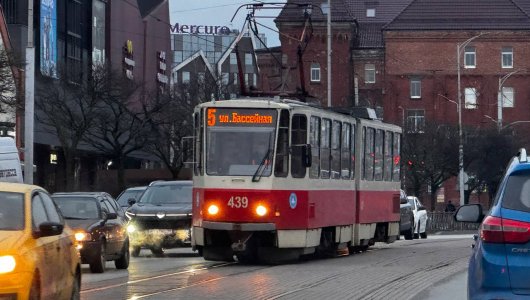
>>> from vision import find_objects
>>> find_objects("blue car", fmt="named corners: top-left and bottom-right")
top-left (456, 148), bottom-right (530, 299)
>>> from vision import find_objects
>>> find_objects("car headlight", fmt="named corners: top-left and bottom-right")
top-left (127, 224), bottom-right (136, 233)
top-left (75, 232), bottom-right (92, 242)
top-left (0, 255), bottom-right (16, 274)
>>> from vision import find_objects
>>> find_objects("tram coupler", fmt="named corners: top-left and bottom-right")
top-left (231, 232), bottom-right (253, 252)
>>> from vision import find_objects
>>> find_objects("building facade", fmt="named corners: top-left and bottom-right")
top-left (170, 25), bottom-right (260, 99)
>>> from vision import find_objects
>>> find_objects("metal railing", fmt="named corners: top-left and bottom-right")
top-left (427, 212), bottom-right (480, 232)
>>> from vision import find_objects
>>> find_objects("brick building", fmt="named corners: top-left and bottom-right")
top-left (383, 0), bottom-right (530, 209)
top-left (273, 0), bottom-right (410, 107)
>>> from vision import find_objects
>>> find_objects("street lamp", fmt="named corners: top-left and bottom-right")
top-left (484, 115), bottom-right (530, 131)
top-left (498, 69), bottom-right (524, 131)
top-left (456, 33), bottom-right (486, 206)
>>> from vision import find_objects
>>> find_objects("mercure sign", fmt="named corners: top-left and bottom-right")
top-left (170, 23), bottom-right (231, 35)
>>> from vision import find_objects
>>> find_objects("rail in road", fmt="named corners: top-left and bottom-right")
top-left (81, 235), bottom-right (473, 300)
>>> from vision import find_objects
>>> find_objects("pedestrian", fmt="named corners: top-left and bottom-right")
top-left (444, 200), bottom-right (456, 212)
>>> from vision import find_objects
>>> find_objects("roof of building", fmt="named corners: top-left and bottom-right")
top-left (276, 0), bottom-right (412, 49)
top-left (275, 0), bottom-right (354, 23)
top-left (384, 0), bottom-right (530, 31)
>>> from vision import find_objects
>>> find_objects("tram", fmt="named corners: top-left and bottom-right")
top-left (191, 98), bottom-right (402, 262)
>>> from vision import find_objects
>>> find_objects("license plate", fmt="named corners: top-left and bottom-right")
top-left (146, 229), bottom-right (174, 235)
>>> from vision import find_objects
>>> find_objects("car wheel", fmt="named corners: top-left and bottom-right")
top-left (89, 242), bottom-right (106, 273)
top-left (150, 246), bottom-right (164, 257)
top-left (70, 272), bottom-right (80, 300)
top-left (115, 242), bottom-right (130, 269)
top-left (29, 272), bottom-right (40, 300)
top-left (404, 218), bottom-right (414, 240)
top-left (131, 246), bottom-right (141, 257)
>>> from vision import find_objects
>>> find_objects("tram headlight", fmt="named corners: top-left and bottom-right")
top-left (127, 224), bottom-right (137, 233)
top-left (208, 204), bottom-right (219, 215)
top-left (256, 205), bottom-right (268, 217)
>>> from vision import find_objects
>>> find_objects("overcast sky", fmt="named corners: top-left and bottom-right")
top-left (168, 0), bottom-right (284, 47)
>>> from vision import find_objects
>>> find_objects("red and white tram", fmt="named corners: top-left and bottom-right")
top-left (191, 98), bottom-right (402, 262)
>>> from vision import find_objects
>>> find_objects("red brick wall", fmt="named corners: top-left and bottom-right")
top-left (277, 24), bottom-right (353, 107)
top-left (384, 31), bottom-right (530, 127)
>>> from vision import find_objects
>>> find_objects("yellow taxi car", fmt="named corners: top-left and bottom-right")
top-left (0, 182), bottom-right (81, 300)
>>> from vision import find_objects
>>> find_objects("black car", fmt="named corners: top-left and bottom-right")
top-left (125, 181), bottom-right (192, 257)
top-left (116, 186), bottom-right (147, 209)
top-left (52, 192), bottom-right (130, 273)
top-left (399, 189), bottom-right (415, 240)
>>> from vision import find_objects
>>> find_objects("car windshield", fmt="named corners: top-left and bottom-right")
top-left (53, 197), bottom-right (100, 219)
top-left (502, 172), bottom-right (530, 213)
top-left (117, 189), bottom-right (145, 206)
top-left (206, 108), bottom-right (277, 176)
top-left (139, 184), bottom-right (192, 205)
top-left (0, 192), bottom-right (24, 230)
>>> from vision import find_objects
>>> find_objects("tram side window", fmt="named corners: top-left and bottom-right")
top-left (374, 129), bottom-right (384, 181)
top-left (384, 131), bottom-right (393, 181)
top-left (320, 119), bottom-right (331, 179)
top-left (341, 123), bottom-right (351, 179)
top-left (309, 116), bottom-right (321, 179)
top-left (393, 133), bottom-right (401, 181)
top-left (331, 121), bottom-right (341, 180)
top-left (275, 109), bottom-right (290, 178)
top-left (194, 110), bottom-right (203, 176)
top-left (291, 114), bottom-right (308, 178)
top-left (351, 124), bottom-right (356, 179)
top-left (363, 127), bottom-right (375, 181)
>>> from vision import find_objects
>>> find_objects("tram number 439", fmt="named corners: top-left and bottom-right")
top-left (228, 196), bottom-right (248, 208)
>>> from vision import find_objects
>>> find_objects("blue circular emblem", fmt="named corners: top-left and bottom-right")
top-left (289, 193), bottom-right (297, 209)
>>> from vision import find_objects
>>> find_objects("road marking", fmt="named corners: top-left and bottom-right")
top-left (80, 262), bottom-right (236, 294)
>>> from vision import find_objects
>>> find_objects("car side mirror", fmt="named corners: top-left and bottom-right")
top-left (400, 197), bottom-right (408, 204)
top-left (37, 222), bottom-right (64, 237)
top-left (128, 198), bottom-right (136, 206)
top-left (454, 204), bottom-right (483, 223)
top-left (301, 144), bottom-right (312, 168)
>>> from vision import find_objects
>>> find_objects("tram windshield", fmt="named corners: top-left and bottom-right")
top-left (205, 108), bottom-right (278, 176)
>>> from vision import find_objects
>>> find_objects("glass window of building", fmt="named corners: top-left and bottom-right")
top-left (310, 63), bottom-right (320, 82)
top-left (253, 74), bottom-right (257, 87)
top-left (465, 87), bottom-right (477, 109)
top-left (406, 110), bottom-right (425, 133)
top-left (500, 87), bottom-right (514, 108)
top-left (365, 64), bottom-right (375, 83)
top-left (245, 53), bottom-right (253, 65)
top-left (245, 73), bottom-right (249, 87)
top-left (183, 71), bottom-right (190, 83)
top-left (230, 53), bottom-right (237, 65)
top-left (464, 46), bottom-right (476, 68)
top-left (410, 77), bottom-right (421, 99)
top-left (502, 47), bottom-right (513, 68)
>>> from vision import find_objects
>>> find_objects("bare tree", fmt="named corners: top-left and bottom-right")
top-left (147, 73), bottom-right (231, 178)
top-left (36, 66), bottom-right (107, 191)
top-left (402, 122), bottom-right (459, 210)
top-left (83, 68), bottom-right (158, 191)
top-left (0, 49), bottom-right (23, 113)
top-left (464, 126), bottom-right (519, 205)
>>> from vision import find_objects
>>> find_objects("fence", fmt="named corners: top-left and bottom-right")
top-left (427, 212), bottom-right (480, 232)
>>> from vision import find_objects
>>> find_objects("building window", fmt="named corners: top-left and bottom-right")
top-left (233, 72), bottom-right (238, 85)
top-left (406, 109), bottom-right (425, 132)
top-left (464, 46), bottom-right (476, 68)
top-left (253, 73), bottom-right (257, 87)
top-left (365, 64), bottom-right (375, 83)
top-left (502, 47), bottom-right (513, 68)
top-left (221, 73), bottom-right (228, 85)
top-left (366, 8), bottom-right (376, 17)
top-left (500, 87), bottom-right (514, 108)
top-left (310, 63), bottom-right (320, 82)
top-left (182, 71), bottom-right (190, 83)
top-left (410, 77), bottom-right (421, 99)
top-left (245, 53), bottom-right (252, 65)
top-left (244, 73), bottom-right (249, 87)
top-left (464, 87), bottom-right (477, 109)
top-left (230, 52), bottom-right (237, 65)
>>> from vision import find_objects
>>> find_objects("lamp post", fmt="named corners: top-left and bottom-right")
top-left (456, 33), bottom-right (485, 206)
top-left (24, 0), bottom-right (35, 184)
top-left (498, 69), bottom-right (524, 132)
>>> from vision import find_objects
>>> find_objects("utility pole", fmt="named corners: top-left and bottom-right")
top-left (327, 0), bottom-right (331, 107)
top-left (24, 0), bottom-right (35, 184)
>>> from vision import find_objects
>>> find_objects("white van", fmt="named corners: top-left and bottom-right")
top-left (0, 137), bottom-right (23, 183)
